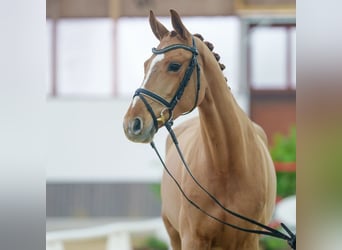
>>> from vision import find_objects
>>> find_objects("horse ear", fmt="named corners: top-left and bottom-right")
top-left (149, 10), bottom-right (169, 41)
top-left (170, 9), bottom-right (191, 41)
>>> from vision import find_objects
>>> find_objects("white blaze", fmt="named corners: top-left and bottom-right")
top-left (132, 54), bottom-right (164, 107)
top-left (142, 54), bottom-right (165, 86)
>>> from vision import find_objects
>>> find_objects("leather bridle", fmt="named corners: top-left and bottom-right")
top-left (133, 36), bottom-right (201, 131)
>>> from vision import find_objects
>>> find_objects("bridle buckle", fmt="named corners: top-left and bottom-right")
top-left (157, 108), bottom-right (172, 126)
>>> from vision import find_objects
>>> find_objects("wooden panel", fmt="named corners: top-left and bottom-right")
top-left (47, 0), bottom-right (235, 18)
top-left (46, 0), bottom-right (60, 18)
top-left (47, 0), bottom-right (295, 19)
top-left (60, 0), bottom-right (109, 17)
top-left (244, 0), bottom-right (295, 5)
top-left (46, 183), bottom-right (161, 217)
top-left (64, 238), bottom-right (106, 250)
top-left (47, 0), bottom-right (110, 18)
top-left (250, 90), bottom-right (296, 144)
top-left (236, 0), bottom-right (295, 15)
top-left (119, 0), bottom-right (235, 17)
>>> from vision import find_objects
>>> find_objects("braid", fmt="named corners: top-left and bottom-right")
top-left (193, 33), bottom-right (227, 82)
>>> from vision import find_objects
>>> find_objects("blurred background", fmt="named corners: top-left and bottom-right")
top-left (45, 0), bottom-right (295, 249)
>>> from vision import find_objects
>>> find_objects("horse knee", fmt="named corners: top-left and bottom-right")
top-left (162, 216), bottom-right (181, 250)
top-left (181, 235), bottom-right (212, 250)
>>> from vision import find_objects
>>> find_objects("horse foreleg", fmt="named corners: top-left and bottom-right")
top-left (162, 216), bottom-right (181, 250)
top-left (181, 233), bottom-right (212, 250)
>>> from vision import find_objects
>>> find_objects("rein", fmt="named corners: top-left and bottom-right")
top-left (133, 36), bottom-right (296, 249)
top-left (150, 123), bottom-right (296, 249)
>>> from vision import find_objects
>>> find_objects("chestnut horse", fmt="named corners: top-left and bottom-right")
top-left (123, 10), bottom-right (276, 250)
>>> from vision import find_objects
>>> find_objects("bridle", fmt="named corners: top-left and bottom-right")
top-left (132, 36), bottom-right (296, 249)
top-left (133, 36), bottom-right (201, 131)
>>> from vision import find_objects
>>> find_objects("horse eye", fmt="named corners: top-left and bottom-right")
top-left (168, 63), bottom-right (181, 72)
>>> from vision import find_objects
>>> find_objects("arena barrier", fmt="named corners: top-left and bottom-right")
top-left (46, 217), bottom-right (169, 250)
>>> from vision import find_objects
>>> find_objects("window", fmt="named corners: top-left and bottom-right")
top-left (249, 24), bottom-right (296, 90)
top-left (116, 17), bottom-right (159, 96)
top-left (57, 19), bottom-right (113, 97)
top-left (47, 17), bottom-right (241, 98)
top-left (118, 17), bottom-right (241, 96)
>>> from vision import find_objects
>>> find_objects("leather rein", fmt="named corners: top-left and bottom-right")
top-left (132, 36), bottom-right (296, 250)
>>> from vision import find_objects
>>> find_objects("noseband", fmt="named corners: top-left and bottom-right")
top-left (133, 36), bottom-right (201, 131)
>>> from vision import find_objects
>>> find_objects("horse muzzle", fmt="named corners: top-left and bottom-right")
top-left (123, 116), bottom-right (156, 143)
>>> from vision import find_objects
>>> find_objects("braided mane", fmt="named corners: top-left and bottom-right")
top-left (193, 33), bottom-right (227, 82)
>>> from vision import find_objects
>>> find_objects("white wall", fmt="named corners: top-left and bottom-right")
top-left (46, 95), bottom-right (248, 183)
top-left (47, 98), bottom-right (166, 183)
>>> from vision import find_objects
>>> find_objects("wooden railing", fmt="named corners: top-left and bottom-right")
top-left (46, 218), bottom-right (169, 250)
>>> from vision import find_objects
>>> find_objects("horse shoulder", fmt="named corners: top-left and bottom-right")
top-left (252, 122), bottom-right (268, 145)
top-left (252, 122), bottom-right (277, 223)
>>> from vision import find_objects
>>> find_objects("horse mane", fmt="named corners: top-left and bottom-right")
top-left (193, 33), bottom-right (228, 82)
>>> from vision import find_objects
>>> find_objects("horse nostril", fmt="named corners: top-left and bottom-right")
top-left (131, 117), bottom-right (143, 135)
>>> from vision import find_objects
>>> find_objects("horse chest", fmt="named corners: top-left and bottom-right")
top-left (162, 146), bottom-right (231, 230)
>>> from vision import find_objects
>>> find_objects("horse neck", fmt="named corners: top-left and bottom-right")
top-left (198, 51), bottom-right (254, 172)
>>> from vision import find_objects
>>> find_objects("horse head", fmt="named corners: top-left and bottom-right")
top-left (123, 9), bottom-right (206, 143)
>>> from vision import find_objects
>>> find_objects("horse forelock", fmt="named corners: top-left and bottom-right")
top-left (170, 30), bottom-right (178, 37)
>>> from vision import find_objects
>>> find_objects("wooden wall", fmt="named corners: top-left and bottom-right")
top-left (250, 90), bottom-right (296, 144)
top-left (46, 0), bottom-right (295, 19)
